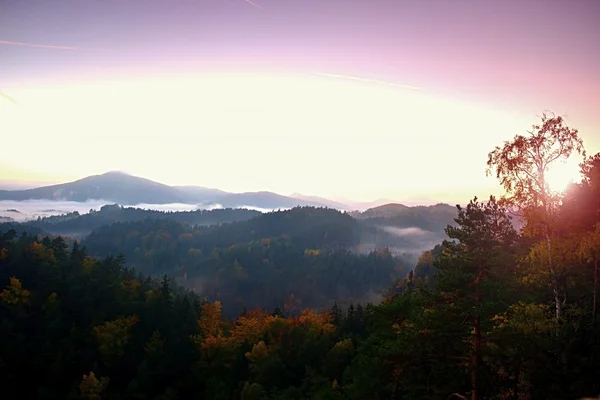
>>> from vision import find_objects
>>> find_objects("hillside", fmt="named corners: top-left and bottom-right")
top-left (5, 204), bottom-right (261, 238)
top-left (351, 202), bottom-right (458, 253)
top-left (82, 207), bottom-right (410, 315)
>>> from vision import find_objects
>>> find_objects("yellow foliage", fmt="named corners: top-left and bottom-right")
top-left (188, 248), bottom-right (203, 256)
top-left (296, 309), bottom-right (335, 336)
top-left (198, 301), bottom-right (224, 338)
top-left (28, 242), bottom-right (57, 263)
top-left (231, 309), bottom-right (278, 346)
top-left (245, 340), bottom-right (272, 363)
top-left (93, 315), bottom-right (140, 362)
top-left (79, 371), bottom-right (109, 400)
top-left (81, 258), bottom-right (96, 275)
top-left (0, 277), bottom-right (31, 306)
top-left (332, 338), bottom-right (354, 352)
top-left (122, 279), bottom-right (140, 294)
top-left (145, 289), bottom-right (156, 304)
top-left (492, 302), bottom-right (554, 336)
top-left (304, 249), bottom-right (321, 257)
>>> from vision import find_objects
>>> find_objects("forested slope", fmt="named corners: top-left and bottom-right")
top-left (83, 207), bottom-right (410, 316)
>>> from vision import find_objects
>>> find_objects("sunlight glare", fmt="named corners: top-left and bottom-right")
top-left (545, 158), bottom-right (582, 194)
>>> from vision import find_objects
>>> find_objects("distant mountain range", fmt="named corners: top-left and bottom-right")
top-left (0, 172), bottom-right (459, 217)
top-left (0, 172), bottom-right (346, 210)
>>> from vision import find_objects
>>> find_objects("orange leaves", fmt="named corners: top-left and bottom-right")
top-left (260, 238), bottom-right (271, 246)
top-left (0, 247), bottom-right (8, 261)
top-left (194, 301), bottom-right (232, 358)
top-left (178, 233), bottom-right (193, 241)
top-left (27, 242), bottom-right (57, 263)
top-left (198, 300), bottom-right (225, 338)
top-left (79, 371), bottom-right (110, 400)
top-left (230, 309), bottom-right (278, 346)
top-left (0, 277), bottom-right (31, 306)
top-left (295, 309), bottom-right (335, 336)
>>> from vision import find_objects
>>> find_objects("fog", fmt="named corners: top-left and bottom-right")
top-left (0, 199), bottom-right (117, 222)
top-left (378, 225), bottom-right (446, 257)
top-left (0, 200), bottom-right (286, 223)
top-left (381, 226), bottom-right (431, 237)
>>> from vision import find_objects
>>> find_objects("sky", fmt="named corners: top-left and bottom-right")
top-left (1, 0), bottom-right (599, 203)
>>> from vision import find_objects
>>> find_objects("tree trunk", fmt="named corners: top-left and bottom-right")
top-left (471, 312), bottom-right (481, 400)
top-left (545, 232), bottom-right (562, 321)
top-left (512, 363), bottom-right (520, 400)
top-left (593, 257), bottom-right (598, 322)
top-left (471, 270), bottom-right (484, 400)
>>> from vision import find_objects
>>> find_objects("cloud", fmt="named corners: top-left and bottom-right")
top-left (244, 0), bottom-right (261, 8)
top-left (0, 40), bottom-right (77, 51)
top-left (312, 72), bottom-right (421, 90)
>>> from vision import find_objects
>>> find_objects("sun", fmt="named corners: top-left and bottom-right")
top-left (545, 159), bottom-right (582, 194)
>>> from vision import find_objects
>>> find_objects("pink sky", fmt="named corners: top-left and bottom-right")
top-left (1, 0), bottom-right (598, 202)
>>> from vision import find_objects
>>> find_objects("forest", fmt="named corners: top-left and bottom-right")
top-left (7, 205), bottom-right (262, 237)
top-left (1, 114), bottom-right (600, 399)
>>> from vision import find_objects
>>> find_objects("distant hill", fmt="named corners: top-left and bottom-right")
top-left (1, 204), bottom-right (262, 238)
top-left (351, 203), bottom-right (458, 254)
top-left (290, 193), bottom-right (351, 210)
top-left (0, 172), bottom-right (348, 210)
top-left (0, 172), bottom-right (192, 204)
top-left (209, 191), bottom-right (330, 210)
top-left (353, 203), bottom-right (457, 230)
top-left (173, 185), bottom-right (228, 202)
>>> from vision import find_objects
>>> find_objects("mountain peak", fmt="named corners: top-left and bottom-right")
top-left (101, 170), bottom-right (131, 177)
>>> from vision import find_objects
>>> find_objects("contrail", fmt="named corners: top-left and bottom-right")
top-left (244, 0), bottom-right (261, 8)
top-left (0, 40), bottom-right (77, 51)
top-left (0, 91), bottom-right (17, 104)
top-left (312, 72), bottom-right (421, 90)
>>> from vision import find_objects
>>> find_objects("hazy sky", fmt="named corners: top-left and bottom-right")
top-left (1, 0), bottom-right (598, 202)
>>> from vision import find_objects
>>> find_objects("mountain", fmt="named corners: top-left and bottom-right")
top-left (352, 203), bottom-right (412, 219)
top-left (345, 198), bottom-right (400, 211)
top-left (290, 193), bottom-right (351, 210)
top-left (0, 172), bottom-right (344, 210)
top-left (0, 172), bottom-right (193, 204)
top-left (173, 185), bottom-right (228, 202)
top-left (210, 191), bottom-right (332, 210)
